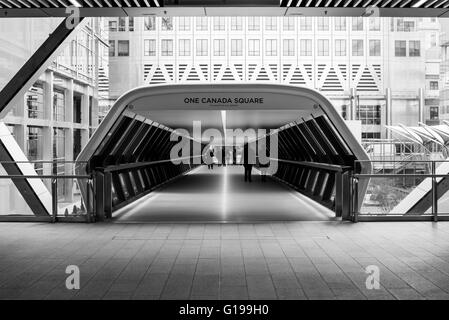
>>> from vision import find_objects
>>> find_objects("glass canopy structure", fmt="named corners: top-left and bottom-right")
top-left (75, 83), bottom-right (371, 221)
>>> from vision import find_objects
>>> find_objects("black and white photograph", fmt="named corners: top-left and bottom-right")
top-left (0, 0), bottom-right (449, 316)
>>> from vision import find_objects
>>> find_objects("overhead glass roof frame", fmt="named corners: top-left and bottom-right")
top-left (1, 0), bottom-right (449, 17)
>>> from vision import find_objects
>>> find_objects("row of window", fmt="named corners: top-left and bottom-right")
top-left (343, 104), bottom-right (438, 126)
top-left (25, 83), bottom-right (86, 123)
top-left (109, 16), bottom-right (383, 33)
top-left (111, 38), bottom-right (421, 58)
top-left (394, 40), bottom-right (421, 57)
top-left (341, 105), bottom-right (382, 125)
top-left (110, 39), bottom-right (389, 57)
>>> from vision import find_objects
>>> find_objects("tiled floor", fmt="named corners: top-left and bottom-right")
top-left (1, 221), bottom-right (449, 300)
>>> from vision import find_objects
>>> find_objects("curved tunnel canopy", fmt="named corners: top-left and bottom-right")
top-left (77, 84), bottom-right (370, 217)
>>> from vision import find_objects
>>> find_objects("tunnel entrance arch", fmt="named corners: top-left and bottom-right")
top-left (76, 84), bottom-right (371, 221)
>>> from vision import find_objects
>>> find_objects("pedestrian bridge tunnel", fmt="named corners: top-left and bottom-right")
top-left (76, 84), bottom-right (371, 221)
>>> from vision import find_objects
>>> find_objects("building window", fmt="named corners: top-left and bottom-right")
top-left (335, 39), bottom-right (346, 56)
top-left (179, 39), bottom-right (191, 56)
top-left (117, 40), bottom-right (129, 56)
top-left (395, 40), bottom-right (407, 56)
top-left (108, 40), bottom-right (115, 56)
top-left (335, 17), bottom-right (346, 31)
top-left (144, 39), bottom-right (156, 56)
top-left (53, 89), bottom-right (65, 122)
top-left (53, 127), bottom-right (66, 196)
top-left (26, 83), bottom-right (44, 119)
top-left (300, 39), bottom-right (312, 56)
top-left (214, 17), bottom-right (225, 31)
top-left (341, 105), bottom-right (347, 120)
top-left (74, 129), bottom-right (82, 160)
top-left (430, 81), bottom-right (439, 90)
top-left (161, 39), bottom-right (173, 56)
top-left (144, 16), bottom-right (155, 31)
top-left (283, 17), bottom-right (294, 31)
top-left (369, 40), bottom-right (381, 56)
top-left (362, 132), bottom-right (381, 139)
top-left (73, 95), bottom-right (82, 124)
top-left (356, 105), bottom-right (381, 125)
top-left (352, 17), bottom-right (363, 31)
top-left (248, 17), bottom-right (260, 31)
top-left (352, 39), bottom-right (363, 56)
top-left (118, 17), bottom-right (126, 32)
top-left (196, 17), bottom-right (208, 31)
top-left (179, 17), bottom-right (190, 31)
top-left (196, 39), bottom-right (208, 56)
top-left (283, 39), bottom-right (295, 56)
top-left (430, 106), bottom-right (439, 120)
top-left (409, 40), bottom-right (420, 57)
top-left (231, 17), bottom-right (243, 31)
top-left (265, 39), bottom-right (277, 56)
top-left (88, 96), bottom-right (93, 128)
top-left (27, 126), bottom-right (43, 162)
top-left (108, 20), bottom-right (117, 32)
top-left (161, 17), bottom-right (173, 31)
top-left (396, 19), bottom-right (415, 32)
top-left (265, 17), bottom-right (277, 31)
top-left (317, 39), bottom-right (329, 56)
top-left (369, 17), bottom-right (380, 31)
top-left (214, 39), bottom-right (225, 56)
top-left (431, 33), bottom-right (437, 47)
top-left (248, 39), bottom-right (260, 56)
top-left (231, 39), bottom-right (243, 56)
top-left (299, 17), bottom-right (312, 31)
top-left (128, 17), bottom-right (134, 32)
top-left (317, 17), bottom-right (329, 31)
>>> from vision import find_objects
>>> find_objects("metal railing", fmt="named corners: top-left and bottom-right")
top-left (351, 160), bottom-right (449, 222)
top-left (0, 160), bottom-right (94, 222)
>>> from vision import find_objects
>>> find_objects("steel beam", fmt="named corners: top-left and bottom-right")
top-left (0, 17), bottom-right (85, 118)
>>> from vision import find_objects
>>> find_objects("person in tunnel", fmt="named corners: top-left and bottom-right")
top-left (244, 163), bottom-right (253, 182)
top-left (207, 146), bottom-right (215, 170)
top-left (242, 138), bottom-right (256, 182)
top-left (242, 143), bottom-right (254, 182)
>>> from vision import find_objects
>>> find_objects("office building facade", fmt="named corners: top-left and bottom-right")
top-left (0, 18), bottom-right (108, 211)
top-left (107, 16), bottom-right (441, 140)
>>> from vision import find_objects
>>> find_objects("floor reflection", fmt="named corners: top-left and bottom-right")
top-left (114, 165), bottom-right (335, 222)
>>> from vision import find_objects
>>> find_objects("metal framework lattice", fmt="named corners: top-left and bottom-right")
top-left (0, 0), bottom-right (449, 10)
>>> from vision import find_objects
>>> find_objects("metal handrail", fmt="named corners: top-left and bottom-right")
top-left (271, 158), bottom-right (352, 172)
top-left (102, 155), bottom-right (203, 172)
top-left (355, 160), bottom-right (449, 163)
top-left (0, 175), bottom-right (91, 179)
top-left (0, 160), bottom-right (88, 164)
top-left (352, 160), bottom-right (441, 222)
top-left (354, 174), bottom-right (449, 178)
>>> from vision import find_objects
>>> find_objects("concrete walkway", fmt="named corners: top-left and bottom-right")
top-left (114, 166), bottom-right (334, 222)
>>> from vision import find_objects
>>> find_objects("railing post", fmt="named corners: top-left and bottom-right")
top-left (335, 172), bottom-right (342, 217)
top-left (432, 161), bottom-right (438, 222)
top-left (352, 177), bottom-right (359, 223)
top-left (341, 171), bottom-right (351, 220)
top-left (51, 177), bottom-right (57, 223)
top-left (94, 169), bottom-right (105, 221)
top-left (104, 171), bottom-right (112, 219)
top-left (86, 178), bottom-right (92, 223)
